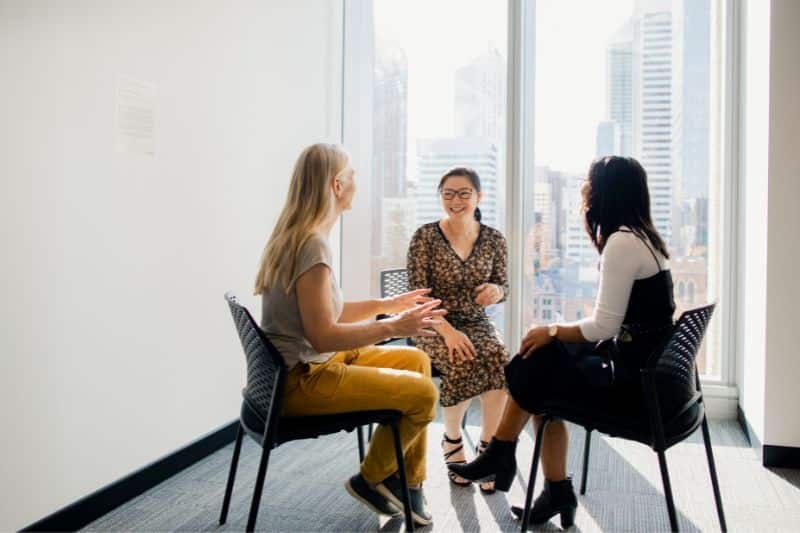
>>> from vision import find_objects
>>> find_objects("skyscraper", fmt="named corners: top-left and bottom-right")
top-left (672, 0), bottom-right (710, 203)
top-left (372, 39), bottom-right (409, 257)
top-left (633, 0), bottom-right (674, 246)
top-left (415, 138), bottom-right (500, 230)
top-left (607, 19), bottom-right (634, 156)
top-left (596, 120), bottom-right (622, 156)
top-left (454, 47), bottom-right (506, 142)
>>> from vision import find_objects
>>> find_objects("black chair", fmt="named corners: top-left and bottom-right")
top-left (376, 268), bottom-right (467, 431)
top-left (218, 292), bottom-right (415, 532)
top-left (519, 304), bottom-right (726, 533)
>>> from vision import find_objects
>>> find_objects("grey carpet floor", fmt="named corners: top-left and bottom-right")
top-left (85, 408), bottom-right (800, 532)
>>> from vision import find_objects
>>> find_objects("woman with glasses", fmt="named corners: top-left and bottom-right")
top-left (255, 143), bottom-right (445, 526)
top-left (407, 167), bottom-right (509, 493)
top-left (449, 156), bottom-right (676, 529)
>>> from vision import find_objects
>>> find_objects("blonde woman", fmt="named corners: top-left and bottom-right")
top-left (254, 143), bottom-right (442, 526)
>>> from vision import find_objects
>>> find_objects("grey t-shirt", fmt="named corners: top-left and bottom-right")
top-left (260, 233), bottom-right (343, 370)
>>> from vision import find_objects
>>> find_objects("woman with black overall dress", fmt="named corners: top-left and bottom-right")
top-left (449, 156), bottom-right (676, 529)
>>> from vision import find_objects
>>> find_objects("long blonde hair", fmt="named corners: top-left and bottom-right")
top-left (254, 143), bottom-right (349, 294)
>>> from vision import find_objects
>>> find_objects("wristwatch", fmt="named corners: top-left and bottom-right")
top-left (548, 324), bottom-right (559, 339)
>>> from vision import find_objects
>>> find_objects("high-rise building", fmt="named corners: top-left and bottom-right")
top-left (607, 19), bottom-right (634, 156)
top-left (633, 0), bottom-right (674, 246)
top-left (596, 120), bottom-right (622, 156)
top-left (672, 0), bottom-right (710, 202)
top-left (372, 39), bottom-right (409, 256)
top-left (454, 47), bottom-right (506, 142)
top-left (415, 138), bottom-right (500, 230)
top-left (562, 173), bottom-right (596, 265)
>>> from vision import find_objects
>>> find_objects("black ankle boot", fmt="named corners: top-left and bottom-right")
top-left (511, 477), bottom-right (577, 528)
top-left (447, 438), bottom-right (517, 492)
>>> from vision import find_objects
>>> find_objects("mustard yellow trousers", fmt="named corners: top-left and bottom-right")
top-left (281, 344), bottom-right (438, 486)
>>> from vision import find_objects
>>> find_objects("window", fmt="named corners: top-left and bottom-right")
top-left (341, 0), bottom-right (508, 334)
top-left (344, 0), bottom-right (732, 382)
top-left (520, 0), bottom-right (723, 378)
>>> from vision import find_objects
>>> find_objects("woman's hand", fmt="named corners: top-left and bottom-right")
top-left (386, 299), bottom-right (447, 338)
top-left (473, 283), bottom-right (503, 306)
top-left (520, 325), bottom-right (553, 358)
top-left (383, 288), bottom-right (435, 315)
top-left (442, 327), bottom-right (477, 361)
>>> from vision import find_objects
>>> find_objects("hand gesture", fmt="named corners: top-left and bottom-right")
top-left (473, 283), bottom-right (503, 306)
top-left (443, 328), bottom-right (477, 361)
top-left (388, 299), bottom-right (447, 338)
top-left (384, 288), bottom-right (435, 315)
top-left (519, 325), bottom-right (553, 358)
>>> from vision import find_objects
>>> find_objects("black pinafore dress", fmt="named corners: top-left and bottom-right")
top-left (505, 232), bottom-right (676, 417)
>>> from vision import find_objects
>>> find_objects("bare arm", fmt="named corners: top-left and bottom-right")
top-left (296, 264), bottom-right (444, 353)
top-left (340, 288), bottom-right (435, 323)
top-left (339, 299), bottom-right (388, 323)
top-left (474, 231), bottom-right (509, 306)
top-left (519, 322), bottom-right (588, 358)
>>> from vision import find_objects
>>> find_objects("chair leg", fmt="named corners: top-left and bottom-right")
top-left (521, 416), bottom-right (549, 532)
top-left (219, 424), bottom-right (244, 525)
top-left (580, 428), bottom-right (592, 495)
top-left (390, 422), bottom-right (415, 533)
top-left (368, 423), bottom-right (373, 442)
top-left (357, 426), bottom-right (366, 463)
top-left (701, 416), bottom-right (727, 532)
top-left (656, 450), bottom-right (679, 532)
top-left (246, 442), bottom-right (273, 533)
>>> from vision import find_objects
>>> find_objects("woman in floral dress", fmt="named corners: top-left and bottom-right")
top-left (407, 167), bottom-right (509, 493)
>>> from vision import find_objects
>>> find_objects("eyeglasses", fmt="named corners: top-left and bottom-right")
top-left (441, 188), bottom-right (474, 200)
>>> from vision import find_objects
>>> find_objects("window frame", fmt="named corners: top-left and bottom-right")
top-left (338, 0), bottom-right (741, 391)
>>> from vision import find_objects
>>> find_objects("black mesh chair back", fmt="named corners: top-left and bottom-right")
top-left (380, 268), bottom-right (410, 299)
top-left (224, 292), bottom-right (285, 447)
top-left (650, 303), bottom-right (715, 432)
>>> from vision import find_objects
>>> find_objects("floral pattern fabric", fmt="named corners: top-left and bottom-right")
top-left (407, 222), bottom-right (509, 407)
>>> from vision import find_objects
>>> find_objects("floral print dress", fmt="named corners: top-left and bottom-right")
top-left (407, 221), bottom-right (509, 407)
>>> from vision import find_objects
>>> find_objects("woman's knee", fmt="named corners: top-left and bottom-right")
top-left (400, 347), bottom-right (432, 377)
top-left (413, 378), bottom-right (439, 422)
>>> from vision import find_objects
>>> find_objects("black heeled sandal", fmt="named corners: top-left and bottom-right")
top-left (447, 437), bottom-right (517, 492)
top-left (442, 434), bottom-right (472, 487)
top-left (475, 440), bottom-right (496, 494)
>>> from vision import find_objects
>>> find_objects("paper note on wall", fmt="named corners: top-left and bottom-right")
top-left (115, 76), bottom-right (156, 155)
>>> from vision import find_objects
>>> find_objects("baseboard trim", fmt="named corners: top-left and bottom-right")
top-left (22, 420), bottom-right (238, 532)
top-left (737, 405), bottom-right (761, 448)
top-left (763, 445), bottom-right (800, 469)
top-left (737, 406), bottom-right (800, 468)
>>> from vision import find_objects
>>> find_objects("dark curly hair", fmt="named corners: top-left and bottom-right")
top-left (581, 156), bottom-right (669, 258)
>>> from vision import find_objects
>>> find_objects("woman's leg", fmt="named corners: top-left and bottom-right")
top-left (475, 389), bottom-right (508, 491)
top-left (442, 400), bottom-right (471, 484)
top-left (282, 345), bottom-right (437, 486)
top-left (533, 415), bottom-right (569, 481)
top-left (494, 394), bottom-right (532, 441)
top-left (478, 389), bottom-right (507, 442)
top-left (443, 399), bottom-right (471, 440)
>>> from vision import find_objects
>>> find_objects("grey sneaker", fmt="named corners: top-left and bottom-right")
top-left (376, 476), bottom-right (433, 526)
top-left (345, 473), bottom-right (401, 516)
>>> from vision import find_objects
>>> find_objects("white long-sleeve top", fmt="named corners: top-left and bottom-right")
top-left (576, 228), bottom-right (669, 342)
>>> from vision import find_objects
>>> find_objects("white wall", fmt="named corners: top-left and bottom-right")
top-left (0, 1), bottom-right (342, 529)
top-left (737, 0), bottom-right (771, 444)
top-left (763, 0), bottom-right (800, 448)
top-left (737, 0), bottom-right (800, 451)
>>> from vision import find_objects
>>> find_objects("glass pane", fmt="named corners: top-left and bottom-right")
top-left (522, 0), bottom-right (719, 376)
top-left (370, 0), bottom-right (508, 331)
